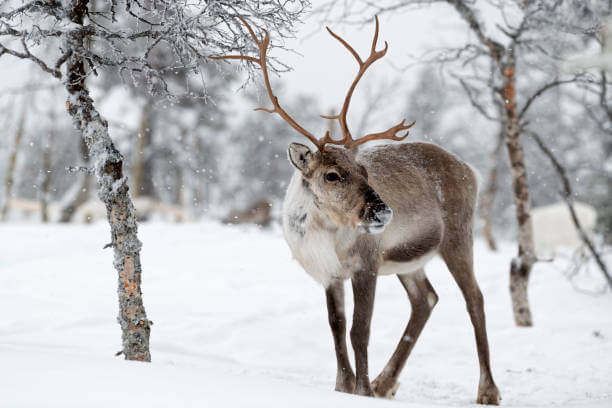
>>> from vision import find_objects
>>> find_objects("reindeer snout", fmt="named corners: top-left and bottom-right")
top-left (373, 205), bottom-right (393, 225)
top-left (360, 190), bottom-right (393, 234)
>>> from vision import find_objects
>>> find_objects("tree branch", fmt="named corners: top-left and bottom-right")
top-left (445, 0), bottom-right (504, 61)
top-left (518, 76), bottom-right (584, 121)
top-left (0, 39), bottom-right (61, 78)
top-left (0, 0), bottom-right (62, 20)
top-left (599, 71), bottom-right (612, 123)
top-left (455, 76), bottom-right (498, 121)
top-left (527, 130), bottom-right (612, 291)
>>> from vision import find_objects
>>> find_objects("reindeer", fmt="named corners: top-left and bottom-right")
top-left (213, 17), bottom-right (501, 405)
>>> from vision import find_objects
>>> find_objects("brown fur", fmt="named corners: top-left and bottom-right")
top-left (383, 224), bottom-right (442, 262)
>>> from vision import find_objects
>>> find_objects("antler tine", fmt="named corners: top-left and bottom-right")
top-left (371, 15), bottom-right (380, 54)
top-left (324, 15), bottom-right (390, 148)
top-left (211, 18), bottom-right (322, 149)
top-left (326, 26), bottom-right (363, 66)
top-left (347, 119), bottom-right (416, 149)
top-left (239, 16), bottom-right (259, 45)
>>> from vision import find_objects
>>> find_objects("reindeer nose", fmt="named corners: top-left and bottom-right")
top-left (364, 190), bottom-right (387, 218)
top-left (361, 189), bottom-right (393, 233)
top-left (373, 205), bottom-right (393, 225)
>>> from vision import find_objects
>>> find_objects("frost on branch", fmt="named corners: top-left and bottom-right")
top-left (2, 1), bottom-right (310, 100)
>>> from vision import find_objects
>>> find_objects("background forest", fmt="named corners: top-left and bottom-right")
top-left (1, 1), bottom-right (610, 240)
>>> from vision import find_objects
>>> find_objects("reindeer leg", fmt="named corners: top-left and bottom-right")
top-left (350, 270), bottom-right (377, 396)
top-left (325, 279), bottom-right (355, 393)
top-left (442, 242), bottom-right (501, 405)
top-left (372, 269), bottom-right (438, 398)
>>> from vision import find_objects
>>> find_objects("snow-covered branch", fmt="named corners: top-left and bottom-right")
top-left (0, 0), bottom-right (311, 97)
top-left (0, 38), bottom-right (60, 77)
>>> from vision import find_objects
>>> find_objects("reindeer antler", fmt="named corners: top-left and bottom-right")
top-left (212, 16), bottom-right (414, 151)
top-left (321, 16), bottom-right (415, 149)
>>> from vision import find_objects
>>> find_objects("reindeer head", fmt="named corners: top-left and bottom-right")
top-left (212, 16), bottom-right (413, 234)
top-left (287, 143), bottom-right (392, 233)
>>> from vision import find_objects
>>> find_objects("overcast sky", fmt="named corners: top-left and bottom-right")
top-left (0, 1), bottom-right (493, 137)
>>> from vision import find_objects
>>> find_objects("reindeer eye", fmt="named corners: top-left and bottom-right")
top-left (325, 172), bottom-right (341, 182)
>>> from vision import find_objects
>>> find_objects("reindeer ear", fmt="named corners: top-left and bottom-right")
top-left (287, 143), bottom-right (313, 173)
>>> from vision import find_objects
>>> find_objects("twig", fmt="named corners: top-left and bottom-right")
top-left (519, 76), bottom-right (584, 120)
top-left (455, 76), bottom-right (498, 121)
top-left (0, 40), bottom-right (61, 78)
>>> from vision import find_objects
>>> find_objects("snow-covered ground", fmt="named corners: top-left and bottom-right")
top-left (1, 222), bottom-right (611, 407)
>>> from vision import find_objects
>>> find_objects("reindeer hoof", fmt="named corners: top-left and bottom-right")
top-left (354, 382), bottom-right (375, 397)
top-left (334, 374), bottom-right (356, 394)
top-left (477, 385), bottom-right (501, 405)
top-left (372, 378), bottom-right (400, 399)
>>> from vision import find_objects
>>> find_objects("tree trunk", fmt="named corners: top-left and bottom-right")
top-left (64, 3), bottom-right (151, 361)
top-left (132, 104), bottom-right (156, 199)
top-left (501, 59), bottom-right (537, 327)
top-left (193, 135), bottom-right (210, 217)
top-left (191, 135), bottom-right (203, 218)
top-left (173, 164), bottom-right (184, 207)
top-left (40, 89), bottom-right (57, 223)
top-left (39, 129), bottom-right (52, 223)
top-left (478, 131), bottom-right (504, 251)
top-left (603, 141), bottom-right (612, 245)
top-left (1, 103), bottom-right (26, 222)
top-left (598, 72), bottom-right (612, 244)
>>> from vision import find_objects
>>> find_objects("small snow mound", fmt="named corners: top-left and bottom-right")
top-left (532, 201), bottom-right (597, 258)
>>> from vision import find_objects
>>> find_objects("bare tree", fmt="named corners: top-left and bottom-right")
top-left (1, 0), bottom-right (308, 360)
top-left (1, 100), bottom-right (26, 221)
top-left (132, 104), bottom-right (156, 201)
top-left (589, 71), bottom-right (612, 244)
top-left (478, 131), bottom-right (504, 252)
top-left (433, 1), bottom-right (590, 327)
top-left (38, 89), bottom-right (56, 223)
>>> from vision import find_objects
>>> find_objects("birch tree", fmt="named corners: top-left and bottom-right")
top-left (429, 0), bottom-right (587, 327)
top-left (0, 100), bottom-right (25, 221)
top-left (0, 0), bottom-right (308, 360)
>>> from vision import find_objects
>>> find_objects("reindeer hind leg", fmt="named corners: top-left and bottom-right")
top-left (440, 238), bottom-right (501, 405)
top-left (372, 269), bottom-right (438, 398)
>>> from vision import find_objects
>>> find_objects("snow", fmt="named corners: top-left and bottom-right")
top-left (1, 221), bottom-right (611, 407)
top-left (531, 202), bottom-right (598, 259)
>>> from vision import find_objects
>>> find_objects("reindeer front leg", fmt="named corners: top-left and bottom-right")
top-left (350, 269), bottom-right (377, 396)
top-left (325, 279), bottom-right (355, 393)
